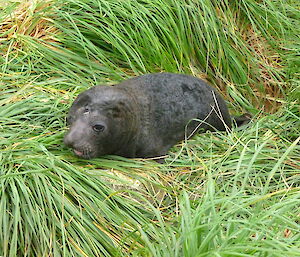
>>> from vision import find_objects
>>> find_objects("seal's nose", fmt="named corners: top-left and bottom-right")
top-left (64, 119), bottom-right (86, 149)
top-left (64, 132), bottom-right (73, 148)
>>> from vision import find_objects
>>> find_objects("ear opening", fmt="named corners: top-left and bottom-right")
top-left (108, 104), bottom-right (123, 118)
top-left (106, 100), bottom-right (129, 118)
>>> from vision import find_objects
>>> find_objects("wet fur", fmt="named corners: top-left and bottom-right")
top-left (64, 73), bottom-right (246, 159)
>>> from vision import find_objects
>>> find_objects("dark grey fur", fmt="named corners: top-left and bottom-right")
top-left (64, 73), bottom-right (246, 159)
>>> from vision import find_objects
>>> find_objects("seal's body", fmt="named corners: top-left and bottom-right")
top-left (64, 73), bottom-right (235, 159)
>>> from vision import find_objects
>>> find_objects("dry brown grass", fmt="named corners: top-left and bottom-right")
top-left (243, 27), bottom-right (286, 112)
top-left (0, 0), bottom-right (58, 53)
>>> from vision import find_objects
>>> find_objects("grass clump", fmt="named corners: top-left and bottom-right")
top-left (1, 0), bottom-right (300, 256)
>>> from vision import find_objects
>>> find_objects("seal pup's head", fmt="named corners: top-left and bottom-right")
top-left (64, 86), bottom-right (137, 159)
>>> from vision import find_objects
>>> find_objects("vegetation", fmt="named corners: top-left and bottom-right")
top-left (0, 0), bottom-right (299, 256)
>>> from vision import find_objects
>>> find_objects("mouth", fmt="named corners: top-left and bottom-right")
top-left (74, 149), bottom-right (84, 156)
top-left (73, 148), bottom-right (92, 159)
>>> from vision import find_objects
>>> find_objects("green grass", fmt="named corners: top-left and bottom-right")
top-left (0, 0), bottom-right (300, 256)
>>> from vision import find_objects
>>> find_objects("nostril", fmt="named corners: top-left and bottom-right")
top-left (64, 133), bottom-right (73, 147)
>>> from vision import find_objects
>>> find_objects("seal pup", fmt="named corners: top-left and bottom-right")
top-left (64, 73), bottom-right (249, 159)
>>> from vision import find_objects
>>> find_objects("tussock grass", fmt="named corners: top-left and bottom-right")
top-left (1, 0), bottom-right (300, 256)
top-left (49, 0), bottom-right (299, 110)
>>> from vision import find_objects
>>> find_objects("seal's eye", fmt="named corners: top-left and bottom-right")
top-left (92, 124), bottom-right (105, 132)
